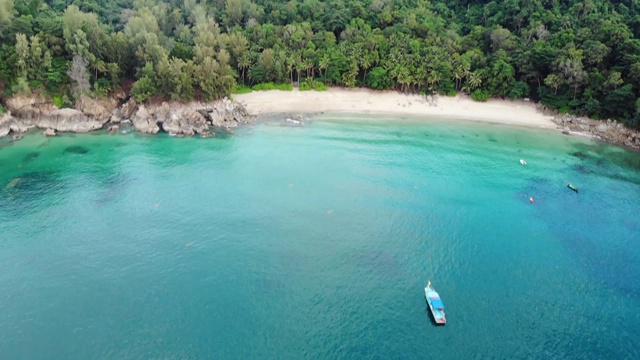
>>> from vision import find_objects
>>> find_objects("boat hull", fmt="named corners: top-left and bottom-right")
top-left (425, 286), bottom-right (446, 325)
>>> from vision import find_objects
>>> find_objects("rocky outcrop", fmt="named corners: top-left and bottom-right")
top-left (0, 112), bottom-right (12, 137)
top-left (553, 115), bottom-right (640, 150)
top-left (4, 95), bottom-right (111, 134)
top-left (131, 105), bottom-right (159, 134)
top-left (109, 98), bottom-right (137, 123)
top-left (161, 109), bottom-right (207, 136)
top-left (124, 97), bottom-right (254, 136)
top-left (1, 95), bottom-right (254, 139)
top-left (9, 117), bottom-right (33, 133)
top-left (44, 128), bottom-right (56, 136)
top-left (75, 95), bottom-right (117, 123)
top-left (148, 102), bottom-right (208, 136)
top-left (200, 97), bottom-right (254, 128)
top-left (6, 96), bottom-right (58, 123)
top-left (285, 114), bottom-right (306, 126)
top-left (35, 108), bottom-right (105, 133)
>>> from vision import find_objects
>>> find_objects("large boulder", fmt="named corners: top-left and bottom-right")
top-left (161, 109), bottom-right (208, 135)
top-left (200, 97), bottom-right (253, 128)
top-left (109, 98), bottom-right (138, 123)
top-left (75, 95), bottom-right (117, 123)
top-left (6, 95), bottom-right (58, 121)
top-left (0, 112), bottom-right (12, 137)
top-left (596, 123), bottom-right (609, 133)
top-left (142, 98), bottom-right (253, 136)
top-left (131, 105), bottom-right (159, 134)
top-left (5, 95), bottom-right (111, 133)
top-left (9, 117), bottom-right (33, 133)
top-left (120, 98), bottom-right (138, 120)
top-left (35, 108), bottom-right (104, 133)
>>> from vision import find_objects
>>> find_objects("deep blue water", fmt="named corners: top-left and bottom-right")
top-left (1, 115), bottom-right (639, 359)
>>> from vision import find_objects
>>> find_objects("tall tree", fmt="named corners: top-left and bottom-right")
top-left (0, 0), bottom-right (15, 39)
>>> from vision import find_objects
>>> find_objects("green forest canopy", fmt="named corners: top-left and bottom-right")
top-left (1, 0), bottom-right (640, 128)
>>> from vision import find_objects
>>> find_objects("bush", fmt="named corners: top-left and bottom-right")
top-left (94, 78), bottom-right (112, 97)
top-left (274, 83), bottom-right (293, 91)
top-left (300, 79), bottom-right (327, 91)
top-left (252, 82), bottom-right (274, 91)
top-left (52, 95), bottom-right (64, 109)
top-left (508, 81), bottom-right (530, 99)
top-left (131, 76), bottom-right (155, 102)
top-left (437, 78), bottom-right (456, 95)
top-left (252, 83), bottom-right (293, 91)
top-left (538, 86), bottom-right (570, 110)
top-left (366, 67), bottom-right (392, 90)
top-left (12, 77), bottom-right (31, 95)
top-left (471, 89), bottom-right (489, 102)
top-left (233, 85), bottom-right (253, 94)
top-left (300, 78), bottom-right (313, 91)
top-left (313, 81), bottom-right (327, 91)
top-left (29, 80), bottom-right (43, 90)
top-left (580, 98), bottom-right (601, 117)
top-left (0, 103), bottom-right (6, 114)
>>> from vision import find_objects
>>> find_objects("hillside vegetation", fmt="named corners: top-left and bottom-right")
top-left (1, 0), bottom-right (640, 128)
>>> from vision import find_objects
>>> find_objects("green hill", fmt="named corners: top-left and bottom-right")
top-left (1, 0), bottom-right (639, 128)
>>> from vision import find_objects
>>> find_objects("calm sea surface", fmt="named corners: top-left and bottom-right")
top-left (1, 115), bottom-right (639, 359)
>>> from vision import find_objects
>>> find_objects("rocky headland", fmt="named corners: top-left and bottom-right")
top-left (550, 113), bottom-right (640, 151)
top-left (0, 95), bottom-right (255, 140)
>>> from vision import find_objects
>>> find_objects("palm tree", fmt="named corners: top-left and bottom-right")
top-left (286, 55), bottom-right (295, 84)
top-left (452, 66), bottom-right (464, 91)
top-left (397, 67), bottom-right (411, 92)
top-left (303, 59), bottom-right (313, 79)
top-left (318, 54), bottom-right (330, 80)
top-left (415, 64), bottom-right (429, 92)
top-left (238, 54), bottom-right (251, 85)
top-left (427, 71), bottom-right (442, 92)
top-left (360, 55), bottom-right (371, 83)
top-left (467, 70), bottom-right (482, 91)
top-left (295, 56), bottom-right (304, 84)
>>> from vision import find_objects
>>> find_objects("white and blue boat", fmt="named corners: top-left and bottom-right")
top-left (425, 281), bottom-right (446, 325)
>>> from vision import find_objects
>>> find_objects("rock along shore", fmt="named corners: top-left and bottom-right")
top-left (0, 94), bottom-right (255, 140)
top-left (551, 113), bottom-right (640, 151)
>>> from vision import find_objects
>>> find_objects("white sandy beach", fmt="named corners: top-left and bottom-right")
top-left (233, 87), bottom-right (556, 129)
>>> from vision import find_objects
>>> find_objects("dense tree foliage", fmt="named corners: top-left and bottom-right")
top-left (1, 0), bottom-right (640, 127)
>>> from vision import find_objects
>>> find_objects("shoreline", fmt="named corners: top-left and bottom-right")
top-left (233, 87), bottom-right (557, 129)
top-left (2, 88), bottom-right (638, 150)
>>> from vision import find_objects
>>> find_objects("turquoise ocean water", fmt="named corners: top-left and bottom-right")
top-left (1, 115), bottom-right (639, 359)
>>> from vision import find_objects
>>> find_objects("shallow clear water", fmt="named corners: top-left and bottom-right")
top-left (1, 115), bottom-right (639, 359)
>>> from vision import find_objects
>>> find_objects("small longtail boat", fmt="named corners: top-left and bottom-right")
top-left (425, 281), bottom-right (446, 325)
top-left (567, 183), bottom-right (579, 193)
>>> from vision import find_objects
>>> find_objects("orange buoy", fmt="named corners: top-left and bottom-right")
top-left (529, 197), bottom-right (534, 203)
